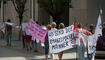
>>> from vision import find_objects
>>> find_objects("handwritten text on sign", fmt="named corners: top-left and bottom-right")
top-left (28, 20), bottom-right (47, 42)
top-left (48, 25), bottom-right (74, 54)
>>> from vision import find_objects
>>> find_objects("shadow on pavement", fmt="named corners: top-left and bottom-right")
top-left (63, 48), bottom-right (76, 53)
top-left (25, 58), bottom-right (76, 60)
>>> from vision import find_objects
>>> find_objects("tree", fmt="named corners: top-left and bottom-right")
top-left (11, 0), bottom-right (27, 40)
top-left (38, 0), bottom-right (72, 26)
top-left (11, 0), bottom-right (27, 25)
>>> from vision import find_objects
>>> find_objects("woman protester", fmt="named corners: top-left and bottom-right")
top-left (77, 23), bottom-right (91, 60)
top-left (58, 23), bottom-right (65, 60)
top-left (88, 24), bottom-right (95, 60)
top-left (45, 24), bottom-right (52, 60)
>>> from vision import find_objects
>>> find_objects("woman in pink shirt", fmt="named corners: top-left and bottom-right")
top-left (77, 23), bottom-right (91, 60)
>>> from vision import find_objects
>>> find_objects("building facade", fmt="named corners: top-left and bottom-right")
top-left (69, 0), bottom-right (105, 26)
top-left (0, 0), bottom-right (105, 39)
top-left (0, 0), bottom-right (51, 39)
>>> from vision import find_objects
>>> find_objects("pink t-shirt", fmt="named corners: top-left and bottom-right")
top-left (78, 28), bottom-right (91, 42)
top-left (78, 28), bottom-right (91, 36)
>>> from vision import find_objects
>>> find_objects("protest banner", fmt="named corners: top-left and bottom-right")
top-left (28, 19), bottom-right (47, 42)
top-left (92, 14), bottom-right (102, 60)
top-left (88, 35), bottom-right (95, 54)
top-left (73, 23), bottom-right (77, 39)
top-left (48, 25), bottom-right (74, 54)
top-left (94, 14), bottom-right (102, 45)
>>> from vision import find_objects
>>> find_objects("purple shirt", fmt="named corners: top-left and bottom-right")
top-left (6, 24), bottom-right (12, 32)
top-left (96, 36), bottom-right (105, 50)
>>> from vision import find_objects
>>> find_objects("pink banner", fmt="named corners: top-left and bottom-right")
top-left (28, 19), bottom-right (47, 42)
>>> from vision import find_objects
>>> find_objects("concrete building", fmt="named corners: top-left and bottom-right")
top-left (1, 0), bottom-right (105, 25)
top-left (69, 0), bottom-right (105, 26)
top-left (0, 0), bottom-right (50, 39)
top-left (0, 0), bottom-right (105, 39)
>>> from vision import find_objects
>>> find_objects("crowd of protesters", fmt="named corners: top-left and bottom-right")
top-left (0, 18), bottom-right (105, 60)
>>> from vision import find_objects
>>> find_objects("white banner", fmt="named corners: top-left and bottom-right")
top-left (88, 35), bottom-right (95, 54)
top-left (94, 14), bottom-right (102, 45)
top-left (92, 14), bottom-right (102, 60)
top-left (48, 25), bottom-right (74, 54)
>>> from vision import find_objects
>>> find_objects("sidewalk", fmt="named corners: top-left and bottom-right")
top-left (0, 39), bottom-right (23, 50)
top-left (0, 38), bottom-right (77, 60)
top-left (0, 38), bottom-right (46, 60)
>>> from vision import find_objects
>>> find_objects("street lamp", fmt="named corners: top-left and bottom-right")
top-left (30, 0), bottom-right (35, 20)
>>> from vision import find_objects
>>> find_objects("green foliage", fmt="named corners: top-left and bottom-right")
top-left (11, 0), bottom-right (27, 40)
top-left (11, 0), bottom-right (27, 15)
top-left (38, 0), bottom-right (72, 16)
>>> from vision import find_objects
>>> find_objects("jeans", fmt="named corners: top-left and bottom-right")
top-left (77, 42), bottom-right (85, 60)
top-left (33, 39), bottom-right (40, 51)
top-left (22, 35), bottom-right (25, 48)
top-left (6, 31), bottom-right (12, 46)
top-left (88, 54), bottom-right (92, 60)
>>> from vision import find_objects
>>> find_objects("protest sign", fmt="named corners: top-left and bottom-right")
top-left (48, 25), bottom-right (74, 54)
top-left (28, 19), bottom-right (47, 42)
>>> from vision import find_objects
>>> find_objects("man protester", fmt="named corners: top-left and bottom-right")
top-left (21, 22), bottom-right (28, 48)
top-left (5, 19), bottom-right (13, 46)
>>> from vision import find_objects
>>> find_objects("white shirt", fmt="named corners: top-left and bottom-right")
top-left (21, 23), bottom-right (28, 31)
top-left (51, 28), bottom-right (57, 31)
top-left (25, 28), bottom-right (31, 35)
